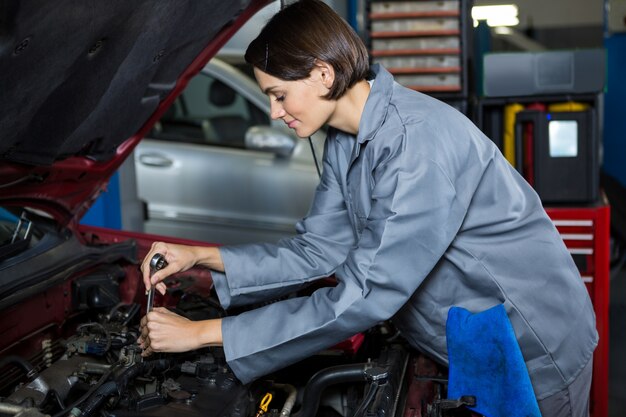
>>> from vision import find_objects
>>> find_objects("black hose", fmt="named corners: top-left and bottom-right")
top-left (0, 355), bottom-right (40, 387)
top-left (51, 365), bottom-right (119, 417)
top-left (48, 352), bottom-right (172, 416)
top-left (0, 355), bottom-right (36, 375)
top-left (293, 364), bottom-right (370, 417)
top-left (77, 359), bottom-right (173, 417)
top-left (122, 303), bottom-right (140, 326)
top-left (77, 381), bottom-right (118, 417)
top-left (351, 381), bottom-right (379, 417)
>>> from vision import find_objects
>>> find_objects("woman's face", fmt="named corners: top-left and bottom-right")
top-left (253, 66), bottom-right (336, 138)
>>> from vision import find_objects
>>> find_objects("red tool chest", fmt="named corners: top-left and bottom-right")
top-left (546, 203), bottom-right (610, 417)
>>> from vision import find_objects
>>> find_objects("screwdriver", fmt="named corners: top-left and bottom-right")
top-left (147, 253), bottom-right (168, 313)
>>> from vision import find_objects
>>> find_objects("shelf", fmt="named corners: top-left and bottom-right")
top-left (369, 10), bottom-right (460, 19)
top-left (366, 0), bottom-right (469, 103)
top-left (406, 85), bottom-right (462, 92)
top-left (370, 29), bottom-right (460, 38)
top-left (388, 67), bottom-right (461, 74)
top-left (371, 48), bottom-right (461, 56)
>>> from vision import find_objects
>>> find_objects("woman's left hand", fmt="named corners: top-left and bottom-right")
top-left (138, 307), bottom-right (222, 356)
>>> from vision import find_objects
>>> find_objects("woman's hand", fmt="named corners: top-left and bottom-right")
top-left (138, 307), bottom-right (222, 356)
top-left (141, 242), bottom-right (224, 295)
top-left (141, 242), bottom-right (199, 295)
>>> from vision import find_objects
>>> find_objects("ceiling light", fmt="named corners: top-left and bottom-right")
top-left (472, 4), bottom-right (519, 27)
top-left (494, 26), bottom-right (513, 35)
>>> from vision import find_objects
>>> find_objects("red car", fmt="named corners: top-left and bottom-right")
top-left (0, 1), bottom-right (472, 416)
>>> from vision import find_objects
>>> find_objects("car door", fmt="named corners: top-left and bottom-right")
top-left (135, 61), bottom-right (322, 245)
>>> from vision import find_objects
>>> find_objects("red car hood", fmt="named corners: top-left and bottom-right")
top-left (0, 0), bottom-right (268, 228)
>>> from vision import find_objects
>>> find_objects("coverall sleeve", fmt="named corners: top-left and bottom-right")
top-left (221, 133), bottom-right (468, 384)
top-left (211, 137), bottom-right (357, 308)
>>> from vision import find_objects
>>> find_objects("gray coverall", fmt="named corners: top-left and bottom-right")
top-left (211, 65), bottom-right (598, 402)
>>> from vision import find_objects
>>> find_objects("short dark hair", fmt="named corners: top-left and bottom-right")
top-left (244, 0), bottom-right (370, 100)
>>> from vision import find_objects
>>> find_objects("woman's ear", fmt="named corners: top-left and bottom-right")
top-left (314, 59), bottom-right (335, 89)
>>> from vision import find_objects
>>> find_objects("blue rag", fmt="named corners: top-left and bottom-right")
top-left (446, 304), bottom-right (542, 417)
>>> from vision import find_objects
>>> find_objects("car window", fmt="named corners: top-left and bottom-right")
top-left (151, 72), bottom-right (269, 149)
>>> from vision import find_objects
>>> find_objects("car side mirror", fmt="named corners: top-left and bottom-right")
top-left (245, 126), bottom-right (296, 157)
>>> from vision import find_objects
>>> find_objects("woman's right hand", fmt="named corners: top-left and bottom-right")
top-left (141, 242), bottom-right (199, 295)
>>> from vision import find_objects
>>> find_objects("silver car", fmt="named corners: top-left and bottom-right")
top-left (135, 58), bottom-right (325, 245)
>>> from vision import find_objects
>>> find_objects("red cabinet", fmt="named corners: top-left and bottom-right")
top-left (546, 204), bottom-right (610, 417)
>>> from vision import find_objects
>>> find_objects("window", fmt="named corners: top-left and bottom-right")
top-left (151, 72), bottom-right (269, 149)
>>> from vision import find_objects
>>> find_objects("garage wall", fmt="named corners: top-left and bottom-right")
top-left (604, 33), bottom-right (626, 188)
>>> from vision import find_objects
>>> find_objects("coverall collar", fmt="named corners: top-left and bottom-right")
top-left (356, 64), bottom-right (393, 144)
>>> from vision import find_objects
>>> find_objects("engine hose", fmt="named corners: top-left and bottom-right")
top-left (75, 367), bottom-right (141, 417)
top-left (0, 355), bottom-right (48, 396)
top-left (76, 359), bottom-right (173, 417)
top-left (0, 355), bottom-right (36, 378)
top-left (350, 381), bottom-right (379, 417)
top-left (76, 381), bottom-right (118, 417)
top-left (273, 383), bottom-right (297, 416)
top-left (51, 365), bottom-right (119, 417)
top-left (292, 364), bottom-right (370, 417)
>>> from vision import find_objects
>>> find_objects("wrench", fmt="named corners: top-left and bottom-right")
top-left (147, 253), bottom-right (168, 312)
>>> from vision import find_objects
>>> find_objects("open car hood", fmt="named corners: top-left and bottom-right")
top-left (0, 0), bottom-right (268, 227)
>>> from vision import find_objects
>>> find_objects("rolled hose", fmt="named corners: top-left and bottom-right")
top-left (292, 364), bottom-right (370, 417)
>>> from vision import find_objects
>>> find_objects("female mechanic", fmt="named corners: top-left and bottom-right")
top-left (139, 1), bottom-right (597, 415)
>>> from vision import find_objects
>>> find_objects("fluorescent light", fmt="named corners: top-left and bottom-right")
top-left (472, 4), bottom-right (519, 27)
top-left (493, 26), bottom-right (513, 34)
top-left (471, 5), bottom-right (518, 21)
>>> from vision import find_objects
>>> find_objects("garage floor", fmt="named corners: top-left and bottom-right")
top-left (609, 254), bottom-right (626, 416)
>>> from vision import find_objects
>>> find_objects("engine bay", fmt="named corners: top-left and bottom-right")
top-left (0, 220), bottom-right (470, 417)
